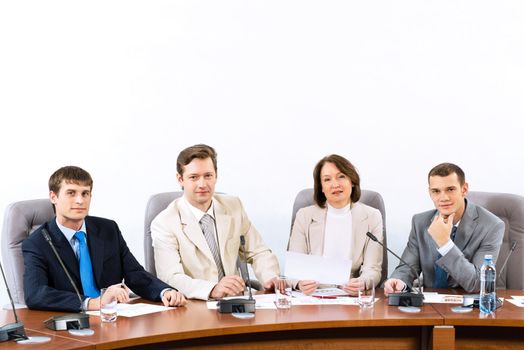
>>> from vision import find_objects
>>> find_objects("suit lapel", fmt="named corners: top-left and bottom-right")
top-left (351, 203), bottom-right (368, 263)
top-left (48, 219), bottom-right (81, 284)
top-left (308, 207), bottom-right (326, 255)
top-left (454, 200), bottom-right (478, 251)
top-left (177, 199), bottom-right (215, 263)
top-left (85, 217), bottom-right (105, 288)
top-left (214, 199), bottom-right (234, 274)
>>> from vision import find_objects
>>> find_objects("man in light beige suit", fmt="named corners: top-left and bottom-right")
top-left (151, 144), bottom-right (280, 300)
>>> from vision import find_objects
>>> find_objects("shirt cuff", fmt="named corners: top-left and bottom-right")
top-left (82, 297), bottom-right (90, 311)
top-left (437, 239), bottom-right (455, 256)
top-left (160, 288), bottom-right (174, 299)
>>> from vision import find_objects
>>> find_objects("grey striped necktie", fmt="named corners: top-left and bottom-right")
top-left (199, 214), bottom-right (225, 280)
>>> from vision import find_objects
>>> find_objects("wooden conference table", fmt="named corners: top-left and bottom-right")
top-left (1, 289), bottom-right (523, 350)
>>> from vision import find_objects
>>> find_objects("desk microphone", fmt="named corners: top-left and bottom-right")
top-left (0, 258), bottom-right (28, 342)
top-left (498, 241), bottom-right (517, 282)
top-left (366, 232), bottom-right (424, 307)
top-left (41, 229), bottom-right (91, 332)
top-left (217, 235), bottom-right (256, 313)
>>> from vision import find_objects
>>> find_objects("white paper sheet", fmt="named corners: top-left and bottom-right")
top-left (422, 292), bottom-right (463, 304)
top-left (291, 295), bottom-right (379, 306)
top-left (506, 298), bottom-right (524, 307)
top-left (311, 288), bottom-right (349, 297)
top-left (284, 251), bottom-right (351, 285)
top-left (86, 303), bottom-right (173, 317)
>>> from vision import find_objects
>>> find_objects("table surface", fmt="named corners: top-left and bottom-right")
top-left (431, 289), bottom-right (524, 327)
top-left (1, 289), bottom-right (523, 349)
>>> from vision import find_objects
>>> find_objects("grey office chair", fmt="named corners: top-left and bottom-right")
top-left (144, 192), bottom-right (262, 290)
top-left (289, 189), bottom-right (388, 287)
top-left (467, 191), bottom-right (524, 289)
top-left (1, 199), bottom-right (54, 305)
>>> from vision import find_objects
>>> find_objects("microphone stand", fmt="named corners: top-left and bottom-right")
top-left (366, 232), bottom-right (424, 307)
top-left (497, 241), bottom-right (517, 287)
top-left (41, 229), bottom-right (93, 335)
top-left (0, 257), bottom-right (51, 343)
top-left (0, 260), bottom-right (27, 342)
top-left (217, 235), bottom-right (256, 313)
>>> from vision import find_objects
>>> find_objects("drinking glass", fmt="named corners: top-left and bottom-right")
top-left (100, 288), bottom-right (118, 322)
top-left (275, 276), bottom-right (292, 309)
top-left (357, 278), bottom-right (375, 308)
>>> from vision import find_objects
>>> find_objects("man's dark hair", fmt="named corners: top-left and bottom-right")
top-left (177, 144), bottom-right (218, 176)
top-left (49, 166), bottom-right (93, 194)
top-left (428, 163), bottom-right (466, 185)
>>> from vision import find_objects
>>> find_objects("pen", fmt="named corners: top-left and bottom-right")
top-left (313, 295), bottom-right (338, 299)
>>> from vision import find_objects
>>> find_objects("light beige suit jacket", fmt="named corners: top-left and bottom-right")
top-left (151, 194), bottom-right (280, 300)
top-left (288, 202), bottom-right (383, 287)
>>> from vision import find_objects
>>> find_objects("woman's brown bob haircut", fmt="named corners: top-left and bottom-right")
top-left (313, 154), bottom-right (361, 208)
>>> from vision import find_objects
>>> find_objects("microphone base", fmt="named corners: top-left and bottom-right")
top-left (44, 313), bottom-right (90, 331)
top-left (463, 294), bottom-right (503, 309)
top-left (217, 299), bottom-right (256, 313)
top-left (388, 292), bottom-right (424, 307)
top-left (0, 322), bottom-right (27, 342)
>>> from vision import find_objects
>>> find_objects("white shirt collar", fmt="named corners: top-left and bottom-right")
top-left (55, 218), bottom-right (87, 242)
top-left (182, 195), bottom-right (215, 222)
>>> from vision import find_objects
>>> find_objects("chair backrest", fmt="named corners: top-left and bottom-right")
top-left (1, 199), bottom-right (54, 305)
top-left (466, 191), bottom-right (524, 289)
top-left (144, 192), bottom-right (184, 277)
top-left (289, 189), bottom-right (388, 286)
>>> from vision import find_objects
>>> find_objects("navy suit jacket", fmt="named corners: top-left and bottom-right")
top-left (22, 216), bottom-right (173, 311)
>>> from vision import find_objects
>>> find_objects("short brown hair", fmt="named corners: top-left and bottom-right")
top-left (177, 144), bottom-right (218, 176)
top-left (49, 166), bottom-right (93, 194)
top-left (313, 154), bottom-right (361, 207)
top-left (428, 163), bottom-right (466, 186)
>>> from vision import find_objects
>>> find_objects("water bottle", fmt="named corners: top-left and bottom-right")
top-left (479, 254), bottom-right (496, 314)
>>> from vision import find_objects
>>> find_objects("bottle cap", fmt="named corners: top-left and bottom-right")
top-left (484, 254), bottom-right (493, 260)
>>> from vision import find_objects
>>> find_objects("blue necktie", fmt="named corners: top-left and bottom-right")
top-left (433, 226), bottom-right (458, 288)
top-left (74, 231), bottom-right (100, 297)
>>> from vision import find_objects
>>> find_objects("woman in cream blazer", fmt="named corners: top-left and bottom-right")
top-left (288, 155), bottom-right (383, 296)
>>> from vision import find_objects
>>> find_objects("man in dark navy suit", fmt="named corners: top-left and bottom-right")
top-left (22, 165), bottom-right (187, 312)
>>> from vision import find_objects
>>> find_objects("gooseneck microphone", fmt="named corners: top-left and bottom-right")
top-left (366, 232), bottom-right (424, 307)
top-left (498, 241), bottom-right (517, 282)
top-left (240, 235), bottom-right (254, 301)
top-left (0, 259), bottom-right (28, 342)
top-left (217, 235), bottom-right (256, 313)
top-left (41, 228), bottom-right (91, 331)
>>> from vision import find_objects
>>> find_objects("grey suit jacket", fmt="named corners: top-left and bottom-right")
top-left (390, 200), bottom-right (504, 292)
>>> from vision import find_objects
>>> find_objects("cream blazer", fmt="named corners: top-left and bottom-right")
top-left (151, 194), bottom-right (280, 300)
top-left (288, 201), bottom-right (383, 287)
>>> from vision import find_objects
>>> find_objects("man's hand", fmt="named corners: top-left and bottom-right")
top-left (383, 278), bottom-right (406, 296)
top-left (210, 276), bottom-right (245, 299)
top-left (297, 280), bottom-right (319, 295)
top-left (428, 212), bottom-right (455, 247)
top-left (162, 290), bottom-right (187, 307)
top-left (263, 276), bottom-right (287, 292)
top-left (88, 283), bottom-right (130, 310)
top-left (341, 278), bottom-right (363, 296)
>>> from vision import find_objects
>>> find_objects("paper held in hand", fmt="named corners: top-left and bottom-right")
top-left (284, 251), bottom-right (352, 285)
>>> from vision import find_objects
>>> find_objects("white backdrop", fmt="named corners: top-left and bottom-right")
top-left (1, 1), bottom-right (523, 306)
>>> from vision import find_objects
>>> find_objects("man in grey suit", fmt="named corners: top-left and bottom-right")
top-left (384, 163), bottom-right (504, 294)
